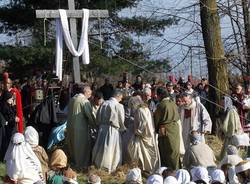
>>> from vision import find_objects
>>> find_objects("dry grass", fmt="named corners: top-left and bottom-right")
top-left (0, 135), bottom-right (239, 183)
top-left (206, 134), bottom-right (223, 160)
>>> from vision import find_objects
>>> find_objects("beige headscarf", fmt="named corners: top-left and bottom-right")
top-left (50, 149), bottom-right (67, 170)
top-left (128, 96), bottom-right (144, 110)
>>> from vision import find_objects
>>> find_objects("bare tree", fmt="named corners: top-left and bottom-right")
top-left (200, 0), bottom-right (229, 127)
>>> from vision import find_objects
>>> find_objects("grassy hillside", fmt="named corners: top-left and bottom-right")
top-left (0, 135), bottom-right (231, 183)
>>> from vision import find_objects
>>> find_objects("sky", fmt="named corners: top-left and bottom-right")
top-left (119, 0), bottom-right (241, 79)
top-left (0, 0), bottom-right (239, 80)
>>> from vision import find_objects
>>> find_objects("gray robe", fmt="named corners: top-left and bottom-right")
top-left (92, 97), bottom-right (125, 173)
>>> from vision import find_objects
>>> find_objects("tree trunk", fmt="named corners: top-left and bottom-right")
top-left (242, 0), bottom-right (250, 75)
top-left (200, 0), bottom-right (229, 133)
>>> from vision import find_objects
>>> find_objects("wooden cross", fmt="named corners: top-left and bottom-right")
top-left (36, 1), bottom-right (109, 83)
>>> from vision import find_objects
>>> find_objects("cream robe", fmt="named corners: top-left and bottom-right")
top-left (92, 97), bottom-right (125, 173)
top-left (66, 93), bottom-right (95, 169)
top-left (220, 107), bottom-right (243, 158)
top-left (183, 142), bottom-right (217, 170)
top-left (180, 100), bottom-right (212, 150)
top-left (128, 106), bottom-right (160, 173)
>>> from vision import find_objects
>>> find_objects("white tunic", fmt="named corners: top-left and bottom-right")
top-left (92, 97), bottom-right (125, 173)
top-left (180, 100), bottom-right (212, 150)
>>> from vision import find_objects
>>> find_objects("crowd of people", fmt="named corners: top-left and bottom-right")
top-left (1, 72), bottom-right (250, 183)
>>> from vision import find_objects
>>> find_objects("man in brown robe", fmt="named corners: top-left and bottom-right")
top-left (154, 87), bottom-right (180, 170)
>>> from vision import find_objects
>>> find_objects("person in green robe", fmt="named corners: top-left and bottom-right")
top-left (154, 87), bottom-right (180, 170)
top-left (66, 84), bottom-right (96, 170)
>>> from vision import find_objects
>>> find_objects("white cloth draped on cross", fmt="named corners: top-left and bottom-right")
top-left (56, 9), bottom-right (90, 80)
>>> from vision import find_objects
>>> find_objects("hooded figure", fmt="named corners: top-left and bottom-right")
top-left (190, 167), bottom-right (210, 184)
top-left (127, 96), bottom-right (160, 173)
top-left (147, 174), bottom-right (163, 184)
top-left (164, 176), bottom-right (178, 184)
top-left (183, 134), bottom-right (216, 170)
top-left (176, 169), bottom-right (191, 184)
top-left (220, 96), bottom-right (243, 158)
top-left (211, 169), bottom-right (225, 184)
top-left (219, 145), bottom-right (242, 168)
top-left (125, 168), bottom-right (143, 184)
top-left (4, 133), bottom-right (44, 184)
top-left (24, 126), bottom-right (49, 178)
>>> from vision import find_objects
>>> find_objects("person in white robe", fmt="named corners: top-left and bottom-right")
top-left (180, 92), bottom-right (212, 150)
top-left (92, 90), bottom-right (126, 173)
top-left (127, 96), bottom-right (160, 173)
top-left (66, 84), bottom-right (96, 169)
top-left (4, 133), bottom-right (44, 184)
top-left (220, 96), bottom-right (243, 158)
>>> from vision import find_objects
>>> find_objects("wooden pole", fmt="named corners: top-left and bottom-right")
top-left (36, 8), bottom-right (108, 83)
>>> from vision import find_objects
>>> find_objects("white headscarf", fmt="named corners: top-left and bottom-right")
top-left (227, 145), bottom-right (238, 155)
top-left (24, 126), bottom-right (39, 147)
top-left (156, 167), bottom-right (168, 176)
top-left (231, 133), bottom-right (250, 147)
top-left (211, 169), bottom-right (225, 183)
top-left (4, 133), bottom-right (43, 181)
top-left (190, 134), bottom-right (202, 145)
top-left (224, 96), bottom-right (233, 111)
top-left (164, 176), bottom-right (178, 184)
top-left (147, 174), bottom-right (163, 184)
top-left (176, 169), bottom-right (191, 184)
top-left (191, 167), bottom-right (210, 184)
top-left (126, 168), bottom-right (143, 184)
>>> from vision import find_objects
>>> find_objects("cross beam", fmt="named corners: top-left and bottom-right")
top-left (36, 8), bottom-right (109, 83)
top-left (36, 10), bottom-right (109, 18)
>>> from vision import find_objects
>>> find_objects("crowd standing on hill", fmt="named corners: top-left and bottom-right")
top-left (1, 72), bottom-right (250, 183)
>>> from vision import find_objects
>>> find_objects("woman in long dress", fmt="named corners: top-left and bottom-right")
top-left (220, 96), bottom-right (243, 158)
top-left (127, 95), bottom-right (160, 173)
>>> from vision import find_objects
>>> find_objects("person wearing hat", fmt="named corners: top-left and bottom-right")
top-left (219, 145), bottom-right (242, 168)
top-left (166, 82), bottom-right (176, 102)
top-left (235, 160), bottom-right (250, 183)
top-left (184, 81), bottom-right (194, 95)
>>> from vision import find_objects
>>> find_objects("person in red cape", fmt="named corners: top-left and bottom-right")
top-left (3, 72), bottom-right (23, 133)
